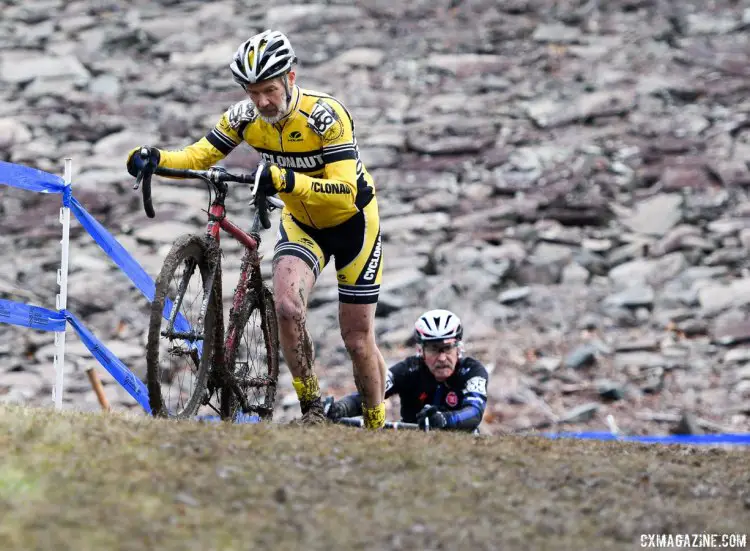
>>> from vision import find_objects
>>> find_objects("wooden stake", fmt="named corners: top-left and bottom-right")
top-left (86, 368), bottom-right (110, 412)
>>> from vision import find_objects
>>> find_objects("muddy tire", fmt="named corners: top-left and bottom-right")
top-left (146, 235), bottom-right (220, 418)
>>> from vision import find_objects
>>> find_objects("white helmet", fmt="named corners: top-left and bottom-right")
top-left (230, 30), bottom-right (297, 86)
top-left (414, 309), bottom-right (463, 344)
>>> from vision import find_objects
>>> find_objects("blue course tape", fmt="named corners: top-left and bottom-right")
top-left (0, 160), bottom-right (66, 194)
top-left (544, 431), bottom-right (750, 446)
top-left (64, 311), bottom-right (152, 414)
top-left (69, 196), bottom-right (156, 301)
top-left (69, 197), bottom-right (196, 352)
top-left (0, 299), bottom-right (66, 332)
top-left (196, 413), bottom-right (261, 424)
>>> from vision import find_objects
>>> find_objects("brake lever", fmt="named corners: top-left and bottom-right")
top-left (206, 166), bottom-right (229, 185)
top-left (132, 146), bottom-right (152, 191)
top-left (252, 161), bottom-right (271, 230)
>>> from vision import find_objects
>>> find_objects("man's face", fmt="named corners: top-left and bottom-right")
top-left (244, 71), bottom-right (295, 124)
top-left (421, 340), bottom-right (459, 382)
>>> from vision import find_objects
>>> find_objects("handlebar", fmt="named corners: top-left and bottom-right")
top-left (132, 156), bottom-right (282, 229)
top-left (335, 417), bottom-right (424, 431)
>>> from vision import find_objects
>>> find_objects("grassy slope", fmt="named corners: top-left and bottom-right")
top-left (0, 405), bottom-right (748, 551)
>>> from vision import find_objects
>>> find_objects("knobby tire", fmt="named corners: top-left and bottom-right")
top-left (146, 234), bottom-right (220, 418)
top-left (221, 285), bottom-right (280, 420)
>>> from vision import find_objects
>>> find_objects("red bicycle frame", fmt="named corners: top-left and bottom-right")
top-left (205, 201), bottom-right (263, 368)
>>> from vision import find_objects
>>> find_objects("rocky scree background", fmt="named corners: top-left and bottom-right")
top-left (2, 0), bottom-right (750, 434)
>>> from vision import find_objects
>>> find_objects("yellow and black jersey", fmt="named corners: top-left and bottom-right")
top-left (157, 86), bottom-right (375, 229)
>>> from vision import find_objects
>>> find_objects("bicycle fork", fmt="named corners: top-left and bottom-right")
top-left (164, 258), bottom-right (195, 337)
top-left (163, 256), bottom-right (219, 345)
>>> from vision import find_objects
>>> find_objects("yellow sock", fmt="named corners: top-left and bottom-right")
top-left (362, 402), bottom-right (386, 430)
top-left (292, 374), bottom-right (320, 405)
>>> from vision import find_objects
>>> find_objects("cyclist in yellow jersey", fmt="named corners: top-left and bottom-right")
top-left (126, 30), bottom-right (388, 428)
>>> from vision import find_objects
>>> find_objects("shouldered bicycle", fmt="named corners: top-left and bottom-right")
top-left (134, 157), bottom-right (281, 421)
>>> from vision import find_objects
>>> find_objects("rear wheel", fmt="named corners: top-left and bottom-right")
top-left (146, 235), bottom-right (219, 418)
top-left (221, 285), bottom-right (279, 421)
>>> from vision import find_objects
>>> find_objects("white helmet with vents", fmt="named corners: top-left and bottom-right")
top-left (230, 30), bottom-right (297, 86)
top-left (414, 309), bottom-right (463, 344)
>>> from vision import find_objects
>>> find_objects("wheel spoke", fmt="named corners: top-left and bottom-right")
top-left (221, 287), bottom-right (279, 420)
top-left (146, 236), bottom-right (218, 419)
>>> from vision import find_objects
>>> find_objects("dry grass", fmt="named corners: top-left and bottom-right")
top-left (0, 405), bottom-right (748, 551)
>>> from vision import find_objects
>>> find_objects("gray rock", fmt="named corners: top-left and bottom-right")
top-left (525, 90), bottom-right (636, 129)
top-left (92, 130), bottom-right (160, 164)
top-left (426, 54), bottom-right (504, 77)
top-left (561, 262), bottom-right (589, 284)
top-left (614, 338), bottom-right (659, 353)
top-left (265, 5), bottom-right (364, 29)
top-left (604, 286), bottom-right (655, 309)
top-left (608, 253), bottom-right (686, 287)
top-left (614, 352), bottom-right (667, 370)
top-left (608, 258), bottom-right (655, 286)
top-left (706, 219), bottom-right (750, 237)
top-left (133, 222), bottom-right (197, 245)
top-left (563, 345), bottom-right (598, 370)
top-left (649, 224), bottom-right (705, 257)
top-left (685, 13), bottom-right (739, 35)
top-left (597, 380), bottom-right (625, 401)
top-left (703, 248), bottom-right (746, 267)
top-left (740, 228), bottom-right (750, 250)
top-left (532, 357), bottom-right (562, 374)
top-left (381, 212), bottom-right (450, 236)
top-left (582, 238), bottom-right (614, 253)
top-left (699, 279), bottom-right (750, 317)
top-left (559, 402), bottom-right (599, 424)
top-left (607, 238), bottom-right (650, 266)
top-left (676, 319), bottom-right (709, 337)
top-left (360, 147), bottom-right (399, 169)
top-left (332, 48), bottom-right (385, 68)
top-left (528, 242), bottom-right (574, 267)
top-left (670, 412), bottom-right (702, 435)
top-left (679, 266), bottom-right (729, 284)
top-left (531, 23), bottom-right (582, 43)
top-left (498, 286), bottom-right (531, 304)
top-left (573, 249), bottom-right (609, 276)
top-left (481, 302), bottom-right (519, 324)
top-left (621, 194), bottom-right (683, 237)
top-left (0, 118), bottom-right (32, 149)
top-left (380, 269), bottom-right (424, 294)
top-left (723, 349), bottom-right (750, 365)
top-left (88, 74), bottom-right (122, 98)
top-left (0, 52), bottom-right (90, 83)
top-left (170, 40), bottom-right (237, 68)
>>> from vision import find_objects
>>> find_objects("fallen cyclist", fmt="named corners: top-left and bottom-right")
top-left (326, 310), bottom-right (489, 432)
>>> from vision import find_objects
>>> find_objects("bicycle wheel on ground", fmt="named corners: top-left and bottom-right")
top-left (146, 234), bottom-right (220, 418)
top-left (221, 285), bottom-right (280, 420)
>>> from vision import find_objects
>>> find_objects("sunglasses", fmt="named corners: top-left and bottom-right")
top-left (422, 342), bottom-right (459, 356)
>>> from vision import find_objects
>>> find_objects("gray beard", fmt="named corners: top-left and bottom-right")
top-left (256, 95), bottom-right (289, 124)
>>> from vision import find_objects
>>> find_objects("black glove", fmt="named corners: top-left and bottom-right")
top-left (252, 162), bottom-right (293, 205)
top-left (323, 397), bottom-right (347, 421)
top-left (252, 162), bottom-right (277, 203)
top-left (126, 146), bottom-right (160, 179)
top-left (416, 405), bottom-right (448, 430)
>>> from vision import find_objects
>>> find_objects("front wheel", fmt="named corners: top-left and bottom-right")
top-left (221, 285), bottom-right (280, 421)
top-left (146, 234), bottom-right (219, 418)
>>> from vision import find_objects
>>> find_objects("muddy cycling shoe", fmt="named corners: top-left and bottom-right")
top-left (291, 398), bottom-right (328, 426)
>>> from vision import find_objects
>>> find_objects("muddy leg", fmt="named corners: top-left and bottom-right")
top-left (272, 256), bottom-right (320, 412)
top-left (339, 302), bottom-right (387, 429)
